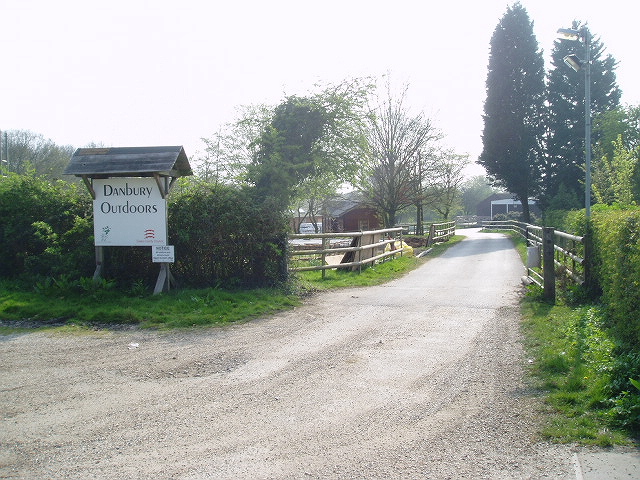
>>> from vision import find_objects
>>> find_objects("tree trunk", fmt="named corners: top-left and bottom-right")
top-left (416, 201), bottom-right (423, 235)
top-left (522, 198), bottom-right (531, 224)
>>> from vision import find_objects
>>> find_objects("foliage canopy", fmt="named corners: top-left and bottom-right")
top-left (478, 2), bottom-right (545, 223)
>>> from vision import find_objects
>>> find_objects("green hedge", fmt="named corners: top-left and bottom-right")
top-left (0, 174), bottom-right (94, 280)
top-left (168, 180), bottom-right (288, 288)
top-left (547, 206), bottom-right (640, 432)
top-left (589, 206), bottom-right (640, 349)
top-left (563, 205), bottom-right (640, 347)
top-left (0, 175), bottom-right (288, 289)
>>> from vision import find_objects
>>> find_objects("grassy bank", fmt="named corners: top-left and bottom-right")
top-left (0, 236), bottom-right (463, 333)
top-left (0, 284), bottom-right (301, 331)
top-left (521, 299), bottom-right (631, 445)
top-left (499, 230), bottom-right (637, 445)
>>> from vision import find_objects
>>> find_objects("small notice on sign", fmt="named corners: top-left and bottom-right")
top-left (152, 245), bottom-right (175, 263)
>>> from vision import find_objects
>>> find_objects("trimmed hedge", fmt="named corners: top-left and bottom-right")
top-left (563, 205), bottom-right (640, 347)
top-left (0, 175), bottom-right (289, 289)
top-left (168, 180), bottom-right (288, 288)
top-left (563, 206), bottom-right (640, 432)
top-left (589, 206), bottom-right (640, 349)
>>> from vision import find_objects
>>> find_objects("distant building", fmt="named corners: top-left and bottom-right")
top-left (323, 192), bottom-right (380, 232)
top-left (476, 193), bottom-right (540, 219)
top-left (291, 192), bottom-right (381, 233)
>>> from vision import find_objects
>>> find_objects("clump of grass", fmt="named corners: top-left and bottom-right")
top-left (521, 300), bottom-right (632, 445)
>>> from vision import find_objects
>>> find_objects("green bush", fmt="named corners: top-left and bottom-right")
top-left (168, 179), bottom-right (288, 288)
top-left (0, 174), bottom-right (94, 279)
top-left (0, 174), bottom-right (289, 289)
top-left (588, 206), bottom-right (640, 348)
top-left (552, 205), bottom-right (640, 433)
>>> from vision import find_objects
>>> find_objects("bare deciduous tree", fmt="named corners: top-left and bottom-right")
top-left (360, 84), bottom-right (441, 227)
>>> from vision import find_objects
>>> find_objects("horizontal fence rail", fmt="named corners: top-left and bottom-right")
top-left (288, 222), bottom-right (456, 277)
top-left (288, 227), bottom-right (405, 276)
top-left (428, 221), bottom-right (456, 246)
top-left (482, 220), bottom-right (588, 303)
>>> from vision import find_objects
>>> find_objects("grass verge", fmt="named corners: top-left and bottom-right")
top-left (521, 298), bottom-right (632, 446)
top-left (0, 286), bottom-right (301, 331)
top-left (0, 236), bottom-right (464, 332)
top-left (295, 235), bottom-right (464, 290)
top-left (491, 230), bottom-right (636, 445)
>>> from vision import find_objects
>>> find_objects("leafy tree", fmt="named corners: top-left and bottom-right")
top-left (208, 79), bottom-right (370, 215)
top-left (360, 84), bottom-right (441, 227)
top-left (593, 105), bottom-right (640, 162)
top-left (426, 149), bottom-right (469, 220)
top-left (543, 21), bottom-right (621, 210)
top-left (592, 135), bottom-right (639, 205)
top-left (1, 130), bottom-right (74, 179)
top-left (197, 104), bottom-right (273, 185)
top-left (249, 96), bottom-right (335, 211)
top-left (478, 2), bottom-right (545, 223)
top-left (288, 79), bottom-right (372, 230)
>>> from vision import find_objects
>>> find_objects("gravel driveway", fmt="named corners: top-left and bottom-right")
top-left (0, 229), bottom-right (585, 478)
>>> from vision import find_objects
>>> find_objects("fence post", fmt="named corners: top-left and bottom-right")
top-left (93, 246), bottom-right (104, 281)
top-left (543, 227), bottom-right (556, 303)
top-left (321, 236), bottom-right (327, 280)
top-left (427, 224), bottom-right (436, 247)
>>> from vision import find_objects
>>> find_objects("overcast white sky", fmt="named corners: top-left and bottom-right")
top-left (1, 0), bottom-right (638, 176)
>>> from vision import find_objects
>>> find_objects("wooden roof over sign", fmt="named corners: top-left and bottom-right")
top-left (64, 146), bottom-right (193, 178)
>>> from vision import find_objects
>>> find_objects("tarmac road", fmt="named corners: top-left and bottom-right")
top-left (1, 228), bottom-right (638, 479)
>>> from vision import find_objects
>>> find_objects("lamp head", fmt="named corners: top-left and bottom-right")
top-left (563, 54), bottom-right (583, 72)
top-left (557, 28), bottom-right (581, 41)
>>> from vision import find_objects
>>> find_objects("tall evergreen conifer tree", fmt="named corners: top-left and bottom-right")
top-left (478, 3), bottom-right (545, 223)
top-left (542, 21), bottom-right (621, 210)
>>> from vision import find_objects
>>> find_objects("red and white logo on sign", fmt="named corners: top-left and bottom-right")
top-left (144, 229), bottom-right (155, 239)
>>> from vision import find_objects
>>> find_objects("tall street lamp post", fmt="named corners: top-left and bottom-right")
top-left (557, 26), bottom-right (591, 217)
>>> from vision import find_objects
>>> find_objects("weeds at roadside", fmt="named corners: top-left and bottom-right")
top-left (521, 298), bottom-right (635, 445)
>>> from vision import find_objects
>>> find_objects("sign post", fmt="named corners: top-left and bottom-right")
top-left (152, 245), bottom-right (175, 294)
top-left (63, 146), bottom-right (192, 294)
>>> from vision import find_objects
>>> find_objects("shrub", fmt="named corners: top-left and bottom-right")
top-left (0, 174), bottom-right (289, 289)
top-left (588, 206), bottom-right (640, 348)
top-left (167, 179), bottom-right (288, 288)
top-left (0, 174), bottom-right (94, 279)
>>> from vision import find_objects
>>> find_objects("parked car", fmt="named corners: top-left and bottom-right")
top-left (299, 223), bottom-right (322, 234)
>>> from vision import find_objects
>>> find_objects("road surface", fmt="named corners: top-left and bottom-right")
top-left (1, 229), bottom-right (637, 479)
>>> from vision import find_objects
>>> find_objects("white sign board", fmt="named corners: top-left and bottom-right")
top-left (152, 245), bottom-right (175, 263)
top-left (93, 178), bottom-right (167, 246)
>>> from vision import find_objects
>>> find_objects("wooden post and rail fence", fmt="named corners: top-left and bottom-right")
top-left (482, 220), bottom-right (590, 303)
top-left (288, 221), bottom-right (456, 278)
